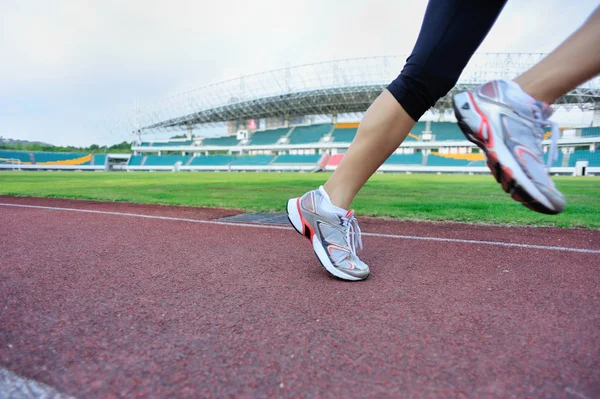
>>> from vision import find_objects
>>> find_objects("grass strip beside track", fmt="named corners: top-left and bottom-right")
top-left (0, 171), bottom-right (598, 228)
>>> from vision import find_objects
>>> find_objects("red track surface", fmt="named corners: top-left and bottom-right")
top-left (1, 196), bottom-right (599, 398)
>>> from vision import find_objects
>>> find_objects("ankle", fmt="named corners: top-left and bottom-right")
top-left (322, 183), bottom-right (351, 210)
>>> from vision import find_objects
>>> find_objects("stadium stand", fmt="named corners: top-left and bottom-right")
top-left (273, 154), bottom-right (321, 164)
top-left (229, 155), bottom-right (274, 165)
top-left (33, 152), bottom-right (92, 165)
top-left (384, 153), bottom-right (423, 165)
top-left (427, 153), bottom-right (484, 166)
top-left (151, 140), bottom-right (193, 147)
top-left (93, 154), bottom-right (107, 166)
top-left (287, 124), bottom-right (331, 144)
top-left (128, 155), bottom-right (145, 166)
top-left (0, 150), bottom-right (32, 164)
top-left (542, 152), bottom-right (565, 167)
top-left (430, 122), bottom-right (465, 141)
top-left (249, 128), bottom-right (289, 145)
top-left (568, 150), bottom-right (600, 167)
top-left (140, 142), bottom-right (151, 147)
top-left (189, 155), bottom-right (233, 166)
top-left (581, 127), bottom-right (600, 137)
top-left (202, 135), bottom-right (239, 146)
top-left (144, 155), bottom-right (190, 166)
top-left (332, 128), bottom-right (357, 143)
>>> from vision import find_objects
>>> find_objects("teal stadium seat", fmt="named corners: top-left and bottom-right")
top-left (140, 142), bottom-right (151, 147)
top-left (581, 127), bottom-right (600, 138)
top-left (431, 122), bottom-right (465, 141)
top-left (144, 155), bottom-right (190, 166)
top-left (568, 150), bottom-right (600, 167)
top-left (33, 152), bottom-right (91, 165)
top-left (249, 128), bottom-right (289, 145)
top-left (151, 140), bottom-right (193, 147)
top-left (128, 155), bottom-right (145, 166)
top-left (407, 121), bottom-right (427, 141)
top-left (542, 152), bottom-right (564, 167)
top-left (189, 155), bottom-right (233, 166)
top-left (0, 150), bottom-right (31, 164)
top-left (383, 153), bottom-right (423, 165)
top-left (93, 154), bottom-right (106, 166)
top-left (332, 128), bottom-right (357, 143)
top-left (287, 124), bottom-right (331, 144)
top-left (273, 154), bottom-right (321, 164)
top-left (202, 136), bottom-right (239, 146)
top-left (229, 155), bottom-right (274, 165)
top-left (427, 154), bottom-right (479, 166)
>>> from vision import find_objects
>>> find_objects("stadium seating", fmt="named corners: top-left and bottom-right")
top-left (383, 153), bottom-right (423, 165)
top-left (202, 136), bottom-right (240, 146)
top-left (332, 128), bottom-right (357, 143)
top-left (407, 121), bottom-right (427, 141)
top-left (542, 152), bottom-right (564, 167)
top-left (144, 155), bottom-right (190, 166)
top-left (140, 142), bottom-right (151, 147)
top-left (0, 150), bottom-right (31, 164)
top-left (568, 150), bottom-right (600, 167)
top-left (581, 127), bottom-right (600, 138)
top-left (128, 155), bottom-right (145, 166)
top-left (273, 154), bottom-right (321, 164)
top-left (430, 122), bottom-right (465, 141)
top-left (229, 155), bottom-right (274, 165)
top-left (427, 153), bottom-right (484, 166)
top-left (93, 154), bottom-right (107, 166)
top-left (249, 128), bottom-right (289, 145)
top-left (33, 152), bottom-right (91, 165)
top-left (287, 124), bottom-right (332, 144)
top-left (189, 155), bottom-right (233, 166)
top-left (326, 154), bottom-right (344, 167)
top-left (151, 140), bottom-right (193, 147)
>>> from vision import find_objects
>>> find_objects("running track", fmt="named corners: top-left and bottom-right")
top-left (0, 196), bottom-right (599, 398)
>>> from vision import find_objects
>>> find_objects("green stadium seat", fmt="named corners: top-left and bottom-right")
top-left (93, 154), bottom-right (107, 166)
top-left (427, 154), bottom-right (474, 166)
top-left (581, 127), bottom-right (600, 138)
top-left (249, 128), bottom-right (289, 145)
top-left (273, 154), bottom-right (321, 164)
top-left (542, 152), bottom-right (564, 167)
top-left (33, 152), bottom-right (91, 165)
top-left (568, 150), bottom-right (600, 167)
top-left (229, 155), bottom-right (274, 165)
top-left (0, 150), bottom-right (31, 164)
top-left (332, 128), bottom-right (357, 143)
top-left (430, 122), bottom-right (465, 141)
top-left (151, 140), bottom-right (193, 147)
top-left (202, 136), bottom-right (239, 146)
top-left (189, 155), bottom-right (233, 166)
top-left (383, 153), bottom-right (423, 165)
top-left (128, 155), bottom-right (145, 166)
top-left (287, 124), bottom-right (331, 144)
top-left (144, 155), bottom-right (190, 166)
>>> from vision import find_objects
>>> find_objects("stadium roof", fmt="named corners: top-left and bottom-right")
top-left (136, 54), bottom-right (600, 133)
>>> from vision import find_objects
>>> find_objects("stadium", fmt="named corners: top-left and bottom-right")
top-left (1, 54), bottom-right (600, 175)
top-left (2, 48), bottom-right (600, 398)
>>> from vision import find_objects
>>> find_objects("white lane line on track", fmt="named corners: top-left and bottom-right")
top-left (1, 202), bottom-right (599, 255)
top-left (0, 367), bottom-right (75, 399)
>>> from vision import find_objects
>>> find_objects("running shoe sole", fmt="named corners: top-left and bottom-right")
top-left (452, 92), bottom-right (560, 215)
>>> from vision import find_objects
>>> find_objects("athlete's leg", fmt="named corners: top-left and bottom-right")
top-left (452, 6), bottom-right (600, 214)
top-left (514, 6), bottom-right (600, 103)
top-left (324, 0), bottom-right (508, 209)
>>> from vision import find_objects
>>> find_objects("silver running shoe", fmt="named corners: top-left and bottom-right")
top-left (286, 187), bottom-right (369, 281)
top-left (453, 79), bottom-right (566, 214)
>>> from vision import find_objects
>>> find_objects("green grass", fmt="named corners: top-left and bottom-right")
top-left (1, 172), bottom-right (599, 229)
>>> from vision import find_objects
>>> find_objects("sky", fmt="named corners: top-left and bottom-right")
top-left (1, 0), bottom-right (598, 146)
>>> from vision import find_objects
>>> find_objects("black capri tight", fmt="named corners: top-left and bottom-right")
top-left (387, 0), bottom-right (508, 121)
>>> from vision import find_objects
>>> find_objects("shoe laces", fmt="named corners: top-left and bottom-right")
top-left (341, 213), bottom-right (363, 255)
top-left (517, 105), bottom-right (559, 168)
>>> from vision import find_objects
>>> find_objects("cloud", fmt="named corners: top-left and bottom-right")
top-left (1, 0), bottom-right (598, 146)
